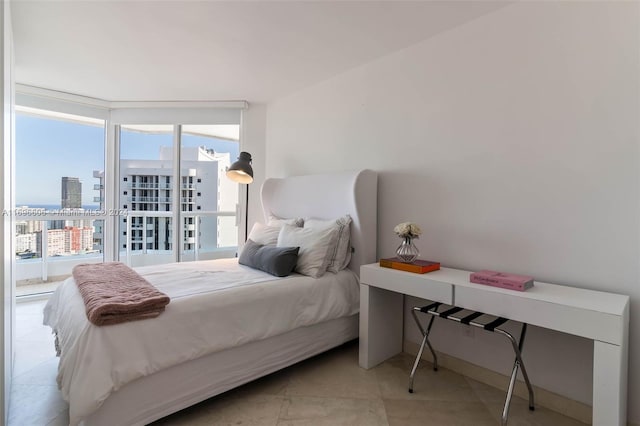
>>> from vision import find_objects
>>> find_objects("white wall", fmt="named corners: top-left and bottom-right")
top-left (241, 104), bottom-right (267, 235)
top-left (265, 2), bottom-right (640, 422)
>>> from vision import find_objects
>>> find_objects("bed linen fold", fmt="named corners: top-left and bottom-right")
top-left (72, 262), bottom-right (170, 326)
top-left (43, 258), bottom-right (360, 426)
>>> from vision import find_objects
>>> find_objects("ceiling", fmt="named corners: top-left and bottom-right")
top-left (12, 1), bottom-right (508, 103)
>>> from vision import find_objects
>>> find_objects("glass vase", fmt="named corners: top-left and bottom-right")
top-left (396, 237), bottom-right (419, 263)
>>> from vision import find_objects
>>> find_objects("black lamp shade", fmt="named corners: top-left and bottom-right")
top-left (226, 151), bottom-right (254, 184)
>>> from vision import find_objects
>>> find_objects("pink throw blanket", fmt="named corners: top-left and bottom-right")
top-left (72, 262), bottom-right (170, 326)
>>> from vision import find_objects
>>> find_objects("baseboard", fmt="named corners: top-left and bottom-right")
top-left (403, 339), bottom-right (593, 425)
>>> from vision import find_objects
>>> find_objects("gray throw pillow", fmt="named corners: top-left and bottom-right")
top-left (239, 239), bottom-right (299, 277)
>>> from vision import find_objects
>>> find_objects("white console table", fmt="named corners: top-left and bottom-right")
top-left (359, 263), bottom-right (630, 426)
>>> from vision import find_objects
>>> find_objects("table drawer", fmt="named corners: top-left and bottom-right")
top-left (455, 286), bottom-right (625, 345)
top-left (361, 265), bottom-right (453, 304)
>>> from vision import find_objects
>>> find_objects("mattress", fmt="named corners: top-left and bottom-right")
top-left (83, 315), bottom-right (359, 426)
top-left (44, 258), bottom-right (360, 425)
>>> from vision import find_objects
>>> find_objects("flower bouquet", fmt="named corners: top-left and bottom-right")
top-left (394, 222), bottom-right (421, 263)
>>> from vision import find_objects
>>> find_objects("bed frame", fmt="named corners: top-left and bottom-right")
top-left (81, 169), bottom-right (378, 426)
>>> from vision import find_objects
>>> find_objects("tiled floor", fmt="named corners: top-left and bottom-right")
top-left (10, 299), bottom-right (588, 426)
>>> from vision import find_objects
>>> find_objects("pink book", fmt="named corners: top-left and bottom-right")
top-left (469, 270), bottom-right (534, 291)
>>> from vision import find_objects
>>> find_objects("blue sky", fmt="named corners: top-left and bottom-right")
top-left (15, 114), bottom-right (239, 206)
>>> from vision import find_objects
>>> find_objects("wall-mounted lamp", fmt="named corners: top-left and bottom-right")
top-left (226, 151), bottom-right (254, 241)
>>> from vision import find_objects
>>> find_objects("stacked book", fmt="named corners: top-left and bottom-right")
top-left (379, 258), bottom-right (440, 274)
top-left (469, 270), bottom-right (534, 291)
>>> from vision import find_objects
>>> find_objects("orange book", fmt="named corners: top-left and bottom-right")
top-left (379, 258), bottom-right (440, 274)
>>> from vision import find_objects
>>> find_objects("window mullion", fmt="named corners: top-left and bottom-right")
top-left (104, 123), bottom-right (119, 262)
top-left (172, 125), bottom-right (181, 263)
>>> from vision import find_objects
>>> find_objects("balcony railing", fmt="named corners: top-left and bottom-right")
top-left (127, 196), bottom-right (196, 204)
top-left (129, 196), bottom-right (171, 203)
top-left (127, 183), bottom-right (196, 190)
top-left (128, 183), bottom-right (171, 189)
top-left (15, 210), bottom-right (238, 291)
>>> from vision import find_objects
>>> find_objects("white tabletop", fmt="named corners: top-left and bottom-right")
top-left (410, 266), bottom-right (629, 315)
top-left (360, 264), bottom-right (630, 345)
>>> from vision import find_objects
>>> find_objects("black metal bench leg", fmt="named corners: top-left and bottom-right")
top-left (496, 324), bottom-right (535, 426)
top-left (408, 311), bottom-right (438, 393)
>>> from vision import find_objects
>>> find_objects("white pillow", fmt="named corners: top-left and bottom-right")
top-left (277, 224), bottom-right (339, 278)
top-left (268, 215), bottom-right (304, 228)
top-left (246, 222), bottom-right (281, 246)
top-left (304, 215), bottom-right (352, 273)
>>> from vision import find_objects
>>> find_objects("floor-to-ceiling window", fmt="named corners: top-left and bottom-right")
top-left (14, 106), bottom-right (106, 296)
top-left (181, 125), bottom-right (239, 262)
top-left (14, 94), bottom-right (246, 295)
top-left (118, 124), bottom-right (239, 266)
top-left (119, 125), bottom-right (176, 267)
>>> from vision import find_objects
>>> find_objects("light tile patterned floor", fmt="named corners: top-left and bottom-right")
top-left (10, 300), bottom-right (588, 426)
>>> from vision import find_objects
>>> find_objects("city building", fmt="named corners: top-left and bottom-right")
top-left (15, 225), bottom-right (95, 259)
top-left (92, 170), bottom-right (105, 252)
top-left (15, 207), bottom-right (44, 233)
top-left (116, 146), bottom-right (234, 253)
top-left (15, 204), bottom-right (95, 258)
top-left (64, 226), bottom-right (94, 253)
top-left (61, 177), bottom-right (82, 209)
top-left (47, 229), bottom-right (66, 256)
top-left (15, 233), bottom-right (37, 254)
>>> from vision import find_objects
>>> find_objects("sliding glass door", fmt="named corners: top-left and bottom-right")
top-left (14, 96), bottom-right (245, 291)
top-left (180, 125), bottom-right (239, 262)
top-left (14, 107), bottom-right (106, 296)
top-left (118, 124), bottom-right (240, 265)
top-left (118, 125), bottom-right (176, 267)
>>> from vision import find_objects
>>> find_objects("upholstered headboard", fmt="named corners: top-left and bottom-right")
top-left (261, 170), bottom-right (378, 276)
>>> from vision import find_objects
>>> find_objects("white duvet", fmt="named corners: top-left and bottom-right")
top-left (43, 258), bottom-right (360, 425)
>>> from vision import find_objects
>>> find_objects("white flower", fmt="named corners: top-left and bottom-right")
top-left (394, 222), bottom-right (422, 239)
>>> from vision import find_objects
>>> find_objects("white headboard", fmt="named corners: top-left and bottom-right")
top-left (261, 170), bottom-right (378, 276)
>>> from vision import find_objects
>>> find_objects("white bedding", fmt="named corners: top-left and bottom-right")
top-left (43, 258), bottom-right (360, 426)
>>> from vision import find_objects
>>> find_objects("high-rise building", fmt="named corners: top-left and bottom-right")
top-left (61, 177), bottom-right (82, 209)
top-left (92, 170), bottom-right (105, 252)
top-left (16, 233), bottom-right (37, 254)
top-left (64, 226), bottom-right (94, 253)
top-left (47, 229), bottom-right (66, 256)
top-left (115, 146), bottom-right (233, 253)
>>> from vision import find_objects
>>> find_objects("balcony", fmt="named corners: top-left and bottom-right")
top-left (129, 196), bottom-right (171, 203)
top-left (16, 211), bottom-right (238, 297)
top-left (128, 182), bottom-right (172, 190)
top-left (126, 183), bottom-right (196, 190)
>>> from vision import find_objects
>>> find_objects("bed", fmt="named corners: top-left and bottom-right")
top-left (43, 169), bottom-right (378, 426)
